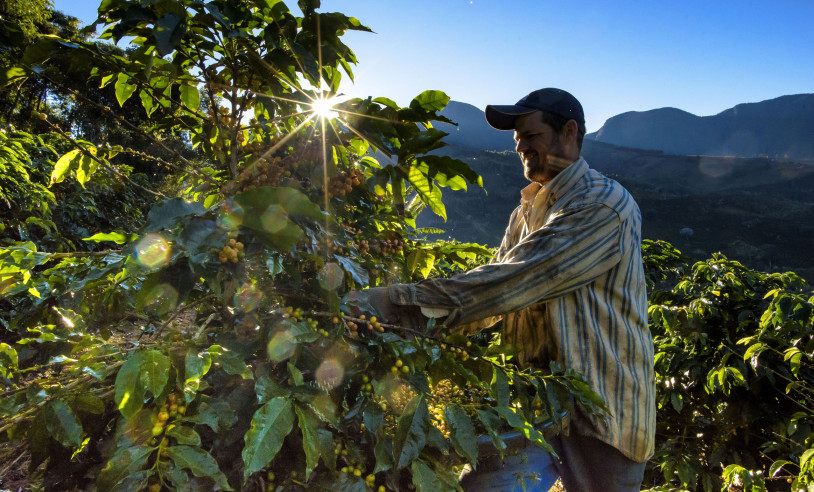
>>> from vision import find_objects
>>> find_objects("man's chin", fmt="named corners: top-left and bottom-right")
top-left (524, 167), bottom-right (547, 183)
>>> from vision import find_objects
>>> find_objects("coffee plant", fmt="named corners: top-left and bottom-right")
top-left (0, 1), bottom-right (605, 490)
top-left (642, 242), bottom-right (814, 492)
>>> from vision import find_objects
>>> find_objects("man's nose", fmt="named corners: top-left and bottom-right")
top-left (516, 138), bottom-right (528, 153)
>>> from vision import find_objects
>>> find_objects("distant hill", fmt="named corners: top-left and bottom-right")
top-left (586, 94), bottom-right (814, 159)
top-left (437, 101), bottom-right (514, 151)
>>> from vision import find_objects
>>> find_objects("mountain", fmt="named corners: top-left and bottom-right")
top-left (586, 94), bottom-right (814, 159)
top-left (437, 101), bottom-right (514, 151)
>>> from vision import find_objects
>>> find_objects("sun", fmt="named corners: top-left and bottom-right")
top-left (311, 94), bottom-right (339, 120)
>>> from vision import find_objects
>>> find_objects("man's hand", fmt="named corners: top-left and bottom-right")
top-left (342, 287), bottom-right (398, 323)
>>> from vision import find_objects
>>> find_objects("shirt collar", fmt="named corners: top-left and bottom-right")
top-left (519, 157), bottom-right (589, 205)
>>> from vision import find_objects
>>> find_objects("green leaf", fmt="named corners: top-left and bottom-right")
top-left (492, 367), bottom-right (510, 408)
top-left (180, 84), bottom-right (201, 111)
top-left (406, 249), bottom-right (436, 279)
top-left (139, 349), bottom-right (170, 397)
top-left (153, 13), bottom-right (186, 57)
top-left (444, 405), bottom-right (478, 465)
top-left (255, 375), bottom-right (289, 403)
top-left (44, 400), bottom-right (83, 447)
top-left (165, 445), bottom-right (231, 490)
top-left (115, 352), bottom-right (145, 419)
top-left (392, 395), bottom-right (430, 469)
top-left (335, 255), bottom-right (369, 285)
top-left (114, 73), bottom-right (137, 107)
top-left (73, 394), bottom-right (105, 415)
top-left (166, 426), bottom-right (201, 446)
top-left (769, 459), bottom-right (793, 477)
top-left (140, 90), bottom-right (156, 117)
top-left (97, 446), bottom-right (153, 492)
top-left (495, 406), bottom-right (552, 453)
top-left (670, 391), bottom-right (684, 413)
top-left (0, 343), bottom-right (18, 379)
top-left (406, 164), bottom-right (445, 220)
top-left (242, 397), bottom-right (295, 480)
top-left (411, 459), bottom-right (442, 491)
top-left (50, 149), bottom-right (80, 186)
top-left (475, 408), bottom-right (506, 455)
top-left (217, 350), bottom-right (253, 379)
top-left (83, 231), bottom-right (138, 244)
top-left (295, 405), bottom-right (321, 480)
top-left (146, 198), bottom-right (207, 233)
top-left (410, 90), bottom-right (450, 112)
top-left (363, 402), bottom-right (385, 435)
top-left (186, 398), bottom-right (236, 432)
top-left (184, 348), bottom-right (213, 403)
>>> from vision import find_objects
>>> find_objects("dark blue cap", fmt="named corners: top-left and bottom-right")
top-left (485, 88), bottom-right (585, 131)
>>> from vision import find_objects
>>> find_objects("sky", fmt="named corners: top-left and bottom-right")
top-left (52, 0), bottom-right (814, 132)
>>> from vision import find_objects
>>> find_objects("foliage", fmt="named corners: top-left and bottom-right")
top-left (643, 246), bottom-right (814, 492)
top-left (0, 1), bottom-right (604, 490)
top-left (3, 0), bottom-right (812, 490)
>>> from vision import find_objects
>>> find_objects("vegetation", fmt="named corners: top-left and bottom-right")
top-left (0, 1), bottom-right (812, 491)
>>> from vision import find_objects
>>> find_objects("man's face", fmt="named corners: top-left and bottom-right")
top-left (513, 111), bottom-right (570, 184)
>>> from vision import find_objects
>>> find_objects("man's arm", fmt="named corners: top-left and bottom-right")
top-left (388, 202), bottom-right (623, 327)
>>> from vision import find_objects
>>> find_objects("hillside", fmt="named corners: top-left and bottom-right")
top-left (586, 94), bottom-right (814, 159)
top-left (417, 140), bottom-right (814, 282)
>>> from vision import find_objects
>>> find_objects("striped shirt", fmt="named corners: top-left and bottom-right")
top-left (389, 157), bottom-right (655, 462)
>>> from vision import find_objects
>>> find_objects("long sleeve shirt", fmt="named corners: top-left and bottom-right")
top-left (389, 157), bottom-right (655, 462)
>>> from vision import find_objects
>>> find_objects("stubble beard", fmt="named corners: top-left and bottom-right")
top-left (523, 141), bottom-right (566, 185)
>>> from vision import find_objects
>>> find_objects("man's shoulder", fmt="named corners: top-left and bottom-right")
top-left (567, 166), bottom-right (639, 219)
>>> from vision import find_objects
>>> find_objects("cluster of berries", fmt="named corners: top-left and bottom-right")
top-left (224, 155), bottom-right (291, 195)
top-left (150, 393), bottom-right (186, 440)
top-left (206, 105), bottom-right (234, 126)
top-left (429, 403), bottom-right (450, 439)
top-left (217, 238), bottom-right (244, 263)
top-left (427, 379), bottom-right (491, 438)
top-left (327, 168), bottom-right (364, 198)
top-left (335, 442), bottom-right (382, 490)
top-left (389, 358), bottom-right (410, 377)
top-left (359, 374), bottom-right (374, 397)
top-left (243, 138), bottom-right (279, 158)
top-left (439, 341), bottom-right (471, 361)
top-left (371, 238), bottom-right (405, 255)
top-left (282, 306), bottom-right (305, 321)
top-left (360, 314), bottom-right (384, 333)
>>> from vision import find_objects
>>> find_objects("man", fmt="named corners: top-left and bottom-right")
top-left (350, 88), bottom-right (655, 491)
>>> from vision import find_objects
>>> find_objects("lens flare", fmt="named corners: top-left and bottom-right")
top-left (318, 262), bottom-right (344, 291)
top-left (315, 358), bottom-right (345, 390)
top-left (135, 234), bottom-right (171, 269)
top-left (267, 329), bottom-right (297, 362)
top-left (220, 201), bottom-right (244, 230)
top-left (237, 284), bottom-right (263, 314)
top-left (260, 205), bottom-right (289, 233)
top-left (698, 156), bottom-right (733, 178)
top-left (142, 283), bottom-right (179, 315)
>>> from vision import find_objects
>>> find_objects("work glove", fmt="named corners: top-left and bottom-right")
top-left (342, 288), bottom-right (429, 333)
top-left (342, 287), bottom-right (399, 323)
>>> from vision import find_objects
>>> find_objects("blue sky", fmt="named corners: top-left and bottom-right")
top-left (53, 0), bottom-right (814, 132)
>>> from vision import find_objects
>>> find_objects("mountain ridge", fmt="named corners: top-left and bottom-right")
top-left (586, 93), bottom-right (814, 159)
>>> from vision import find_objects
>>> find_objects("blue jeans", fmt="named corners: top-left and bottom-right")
top-left (549, 432), bottom-right (647, 492)
top-left (459, 441), bottom-right (559, 491)
top-left (459, 433), bottom-right (646, 491)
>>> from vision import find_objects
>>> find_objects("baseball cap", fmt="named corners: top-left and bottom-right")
top-left (485, 88), bottom-right (585, 131)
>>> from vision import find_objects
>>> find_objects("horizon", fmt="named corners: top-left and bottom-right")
top-left (52, 0), bottom-right (814, 132)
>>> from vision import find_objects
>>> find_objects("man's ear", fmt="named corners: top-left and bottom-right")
top-left (562, 119), bottom-right (579, 143)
